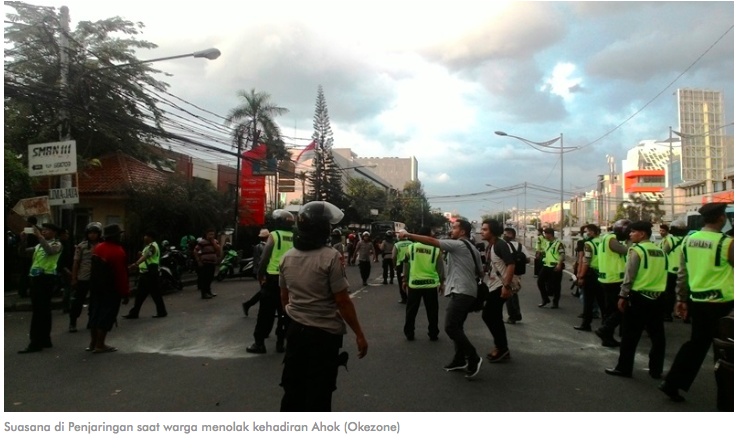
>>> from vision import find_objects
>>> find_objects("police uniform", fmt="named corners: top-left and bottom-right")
top-left (595, 233), bottom-right (628, 344)
top-left (534, 236), bottom-right (549, 277)
top-left (661, 232), bottom-right (685, 321)
top-left (577, 234), bottom-right (603, 329)
top-left (663, 203), bottom-right (734, 399)
top-left (536, 235), bottom-right (565, 308)
top-left (609, 239), bottom-right (668, 377)
top-left (402, 242), bottom-right (445, 341)
top-left (393, 239), bottom-right (413, 303)
top-left (126, 240), bottom-right (167, 318)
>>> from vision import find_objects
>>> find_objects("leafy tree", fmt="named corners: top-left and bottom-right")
top-left (391, 180), bottom-right (432, 231)
top-left (4, 148), bottom-right (35, 212)
top-left (224, 88), bottom-right (289, 160)
top-left (344, 178), bottom-right (386, 223)
top-left (4, 1), bottom-right (173, 164)
top-left (613, 194), bottom-right (665, 222)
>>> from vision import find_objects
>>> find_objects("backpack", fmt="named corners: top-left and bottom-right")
top-left (507, 241), bottom-right (527, 276)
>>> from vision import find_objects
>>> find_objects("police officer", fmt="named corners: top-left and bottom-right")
top-left (661, 219), bottom-right (687, 321)
top-left (380, 230), bottom-right (396, 285)
top-left (537, 228), bottom-right (565, 308)
top-left (660, 203), bottom-right (734, 402)
top-left (248, 209), bottom-right (294, 354)
top-left (605, 221), bottom-right (667, 378)
top-left (402, 226), bottom-right (445, 341)
top-left (18, 223), bottom-right (63, 353)
top-left (534, 229), bottom-right (550, 278)
top-left (392, 234), bottom-right (413, 304)
top-left (595, 219), bottom-right (631, 347)
top-left (574, 224), bottom-right (603, 331)
top-left (123, 230), bottom-right (167, 319)
top-left (278, 201), bottom-right (368, 411)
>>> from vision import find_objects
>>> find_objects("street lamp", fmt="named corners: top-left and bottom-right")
top-left (91, 48), bottom-right (221, 71)
top-left (495, 131), bottom-right (580, 239)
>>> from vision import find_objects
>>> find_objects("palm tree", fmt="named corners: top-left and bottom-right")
top-left (224, 88), bottom-right (289, 159)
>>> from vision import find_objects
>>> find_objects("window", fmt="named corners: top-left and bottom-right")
top-left (106, 216), bottom-right (122, 227)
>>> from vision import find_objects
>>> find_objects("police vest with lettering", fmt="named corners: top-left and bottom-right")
top-left (543, 240), bottom-right (563, 267)
top-left (394, 239), bottom-right (413, 267)
top-left (267, 230), bottom-right (294, 275)
top-left (407, 243), bottom-right (440, 289)
top-left (598, 233), bottom-right (627, 284)
top-left (29, 240), bottom-right (62, 276)
top-left (630, 241), bottom-right (668, 298)
top-left (536, 236), bottom-right (549, 253)
top-left (684, 231), bottom-right (734, 303)
top-left (665, 235), bottom-right (685, 274)
top-left (138, 241), bottom-right (160, 273)
top-left (585, 236), bottom-right (601, 271)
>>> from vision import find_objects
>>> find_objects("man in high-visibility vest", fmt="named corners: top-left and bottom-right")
top-left (402, 227), bottom-right (445, 341)
top-left (661, 219), bottom-right (687, 322)
top-left (605, 221), bottom-right (668, 378)
top-left (534, 231), bottom-right (549, 278)
top-left (595, 220), bottom-right (631, 347)
top-left (660, 203), bottom-right (734, 403)
top-left (536, 228), bottom-right (565, 308)
top-left (17, 222), bottom-right (63, 353)
top-left (574, 224), bottom-right (604, 331)
top-left (392, 235), bottom-right (413, 304)
top-left (248, 209), bottom-right (294, 354)
top-left (124, 230), bottom-right (167, 319)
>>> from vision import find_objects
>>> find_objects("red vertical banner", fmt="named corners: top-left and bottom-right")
top-left (239, 144), bottom-right (268, 226)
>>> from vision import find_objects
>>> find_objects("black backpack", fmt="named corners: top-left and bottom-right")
top-left (507, 242), bottom-right (527, 276)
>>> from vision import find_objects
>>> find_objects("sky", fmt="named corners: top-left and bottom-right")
top-left (11, 0), bottom-right (734, 221)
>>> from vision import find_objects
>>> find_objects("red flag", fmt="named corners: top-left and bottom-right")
top-left (295, 140), bottom-right (317, 163)
top-left (242, 143), bottom-right (267, 160)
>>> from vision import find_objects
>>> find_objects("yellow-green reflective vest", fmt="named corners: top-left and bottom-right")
top-left (139, 241), bottom-right (160, 273)
top-left (30, 241), bottom-right (62, 275)
top-left (536, 236), bottom-right (549, 252)
top-left (585, 237), bottom-right (601, 271)
top-left (407, 243), bottom-right (440, 289)
top-left (684, 231), bottom-right (734, 303)
top-left (665, 235), bottom-right (685, 274)
top-left (267, 230), bottom-right (294, 275)
top-left (630, 241), bottom-right (668, 297)
top-left (394, 240), bottom-right (413, 267)
top-left (598, 233), bottom-right (627, 284)
top-left (543, 240), bottom-right (563, 267)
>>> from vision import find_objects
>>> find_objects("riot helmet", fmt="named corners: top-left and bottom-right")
top-left (85, 222), bottom-right (103, 234)
top-left (294, 201), bottom-right (344, 251)
top-left (669, 219), bottom-right (688, 236)
top-left (272, 209), bottom-right (295, 231)
top-left (612, 219), bottom-right (631, 241)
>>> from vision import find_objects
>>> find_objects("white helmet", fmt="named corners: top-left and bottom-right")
top-left (362, 231), bottom-right (370, 237)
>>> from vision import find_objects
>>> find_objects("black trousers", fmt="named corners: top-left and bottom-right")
top-left (615, 292), bottom-right (666, 375)
top-left (482, 287), bottom-right (508, 349)
top-left (28, 275), bottom-right (56, 348)
top-left (358, 261), bottom-right (371, 284)
top-left (396, 264), bottom-right (407, 302)
top-left (665, 300), bottom-right (734, 392)
top-left (197, 263), bottom-right (216, 297)
top-left (382, 258), bottom-right (394, 282)
top-left (280, 321), bottom-right (343, 412)
top-left (254, 274), bottom-right (288, 344)
top-left (537, 266), bottom-right (562, 305)
top-left (580, 271), bottom-right (603, 327)
top-left (505, 292), bottom-right (522, 321)
top-left (598, 282), bottom-right (623, 338)
top-left (664, 273), bottom-right (677, 318)
top-left (129, 269), bottom-right (166, 317)
top-left (69, 280), bottom-right (91, 327)
top-left (404, 286), bottom-right (439, 339)
top-left (445, 293), bottom-right (479, 361)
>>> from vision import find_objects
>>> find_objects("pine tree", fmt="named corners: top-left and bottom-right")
top-left (306, 85), bottom-right (344, 207)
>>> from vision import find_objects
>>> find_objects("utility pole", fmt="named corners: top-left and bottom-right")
top-left (58, 6), bottom-right (73, 229)
top-left (668, 126), bottom-right (676, 220)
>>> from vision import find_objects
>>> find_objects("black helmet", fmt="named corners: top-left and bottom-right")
top-left (294, 201), bottom-right (344, 250)
top-left (385, 230), bottom-right (394, 237)
top-left (272, 209), bottom-right (295, 230)
top-left (85, 222), bottom-right (103, 234)
top-left (331, 228), bottom-right (342, 237)
top-left (612, 219), bottom-right (631, 241)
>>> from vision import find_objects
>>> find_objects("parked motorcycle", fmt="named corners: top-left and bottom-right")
top-left (216, 248), bottom-right (255, 282)
top-left (159, 248), bottom-right (184, 291)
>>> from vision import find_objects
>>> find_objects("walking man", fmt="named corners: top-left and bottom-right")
top-left (242, 228), bottom-right (269, 317)
top-left (393, 235), bottom-right (413, 304)
top-left (124, 230), bottom-right (167, 319)
top-left (380, 231), bottom-right (395, 284)
top-left (661, 220), bottom-right (687, 322)
top-left (398, 219), bottom-right (484, 379)
top-left (69, 222), bottom-right (103, 332)
top-left (574, 224), bottom-right (604, 331)
top-left (354, 231), bottom-right (378, 286)
top-left (194, 229), bottom-right (221, 300)
top-left (660, 203), bottom-right (734, 402)
top-left (595, 220), bottom-right (631, 347)
top-left (537, 228), bottom-right (565, 308)
top-left (402, 226), bottom-right (445, 341)
top-left (482, 220), bottom-right (516, 362)
top-left (605, 221), bottom-right (667, 379)
top-left (503, 227), bottom-right (525, 324)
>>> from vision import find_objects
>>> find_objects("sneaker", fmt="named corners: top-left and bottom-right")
top-left (246, 343), bottom-right (266, 354)
top-left (443, 358), bottom-right (468, 371)
top-left (465, 356), bottom-right (482, 379)
top-left (487, 347), bottom-right (511, 363)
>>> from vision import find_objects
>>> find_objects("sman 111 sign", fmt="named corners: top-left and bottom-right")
top-left (28, 140), bottom-right (77, 177)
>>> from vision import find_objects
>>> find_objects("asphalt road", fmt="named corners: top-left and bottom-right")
top-left (4, 260), bottom-right (717, 412)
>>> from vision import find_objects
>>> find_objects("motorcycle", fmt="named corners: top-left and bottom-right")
top-left (159, 247), bottom-right (184, 291)
top-left (216, 249), bottom-right (255, 282)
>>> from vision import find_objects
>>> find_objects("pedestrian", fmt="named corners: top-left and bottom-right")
top-left (481, 220), bottom-right (516, 362)
top-left (574, 224), bottom-right (604, 331)
top-left (17, 222), bottom-right (63, 353)
top-left (69, 222), bottom-right (103, 332)
top-left (87, 224), bottom-right (129, 353)
top-left (398, 219), bottom-right (484, 379)
top-left (605, 221), bottom-right (667, 379)
top-left (242, 228), bottom-right (269, 317)
top-left (17, 216), bottom-right (40, 300)
top-left (536, 227), bottom-right (565, 308)
top-left (595, 220), bottom-right (631, 347)
top-left (123, 230), bottom-right (167, 319)
top-left (502, 227), bottom-right (526, 324)
top-left (660, 203), bottom-right (734, 403)
top-left (330, 229), bottom-right (346, 265)
top-left (248, 210), bottom-right (294, 354)
top-left (380, 231), bottom-right (395, 284)
top-left (661, 219), bottom-right (687, 322)
top-left (393, 235), bottom-right (414, 304)
top-left (402, 226), bottom-right (445, 341)
top-left (278, 201), bottom-right (368, 411)
top-left (354, 231), bottom-right (378, 286)
top-left (346, 233), bottom-right (356, 266)
top-left (194, 228), bottom-right (221, 300)
top-left (57, 228), bottom-right (75, 314)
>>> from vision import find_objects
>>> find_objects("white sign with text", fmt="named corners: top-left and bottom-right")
top-left (48, 187), bottom-right (80, 206)
top-left (28, 140), bottom-right (77, 177)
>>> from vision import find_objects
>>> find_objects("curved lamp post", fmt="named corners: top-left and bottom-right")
top-left (92, 47), bottom-right (221, 71)
top-left (495, 131), bottom-right (579, 238)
